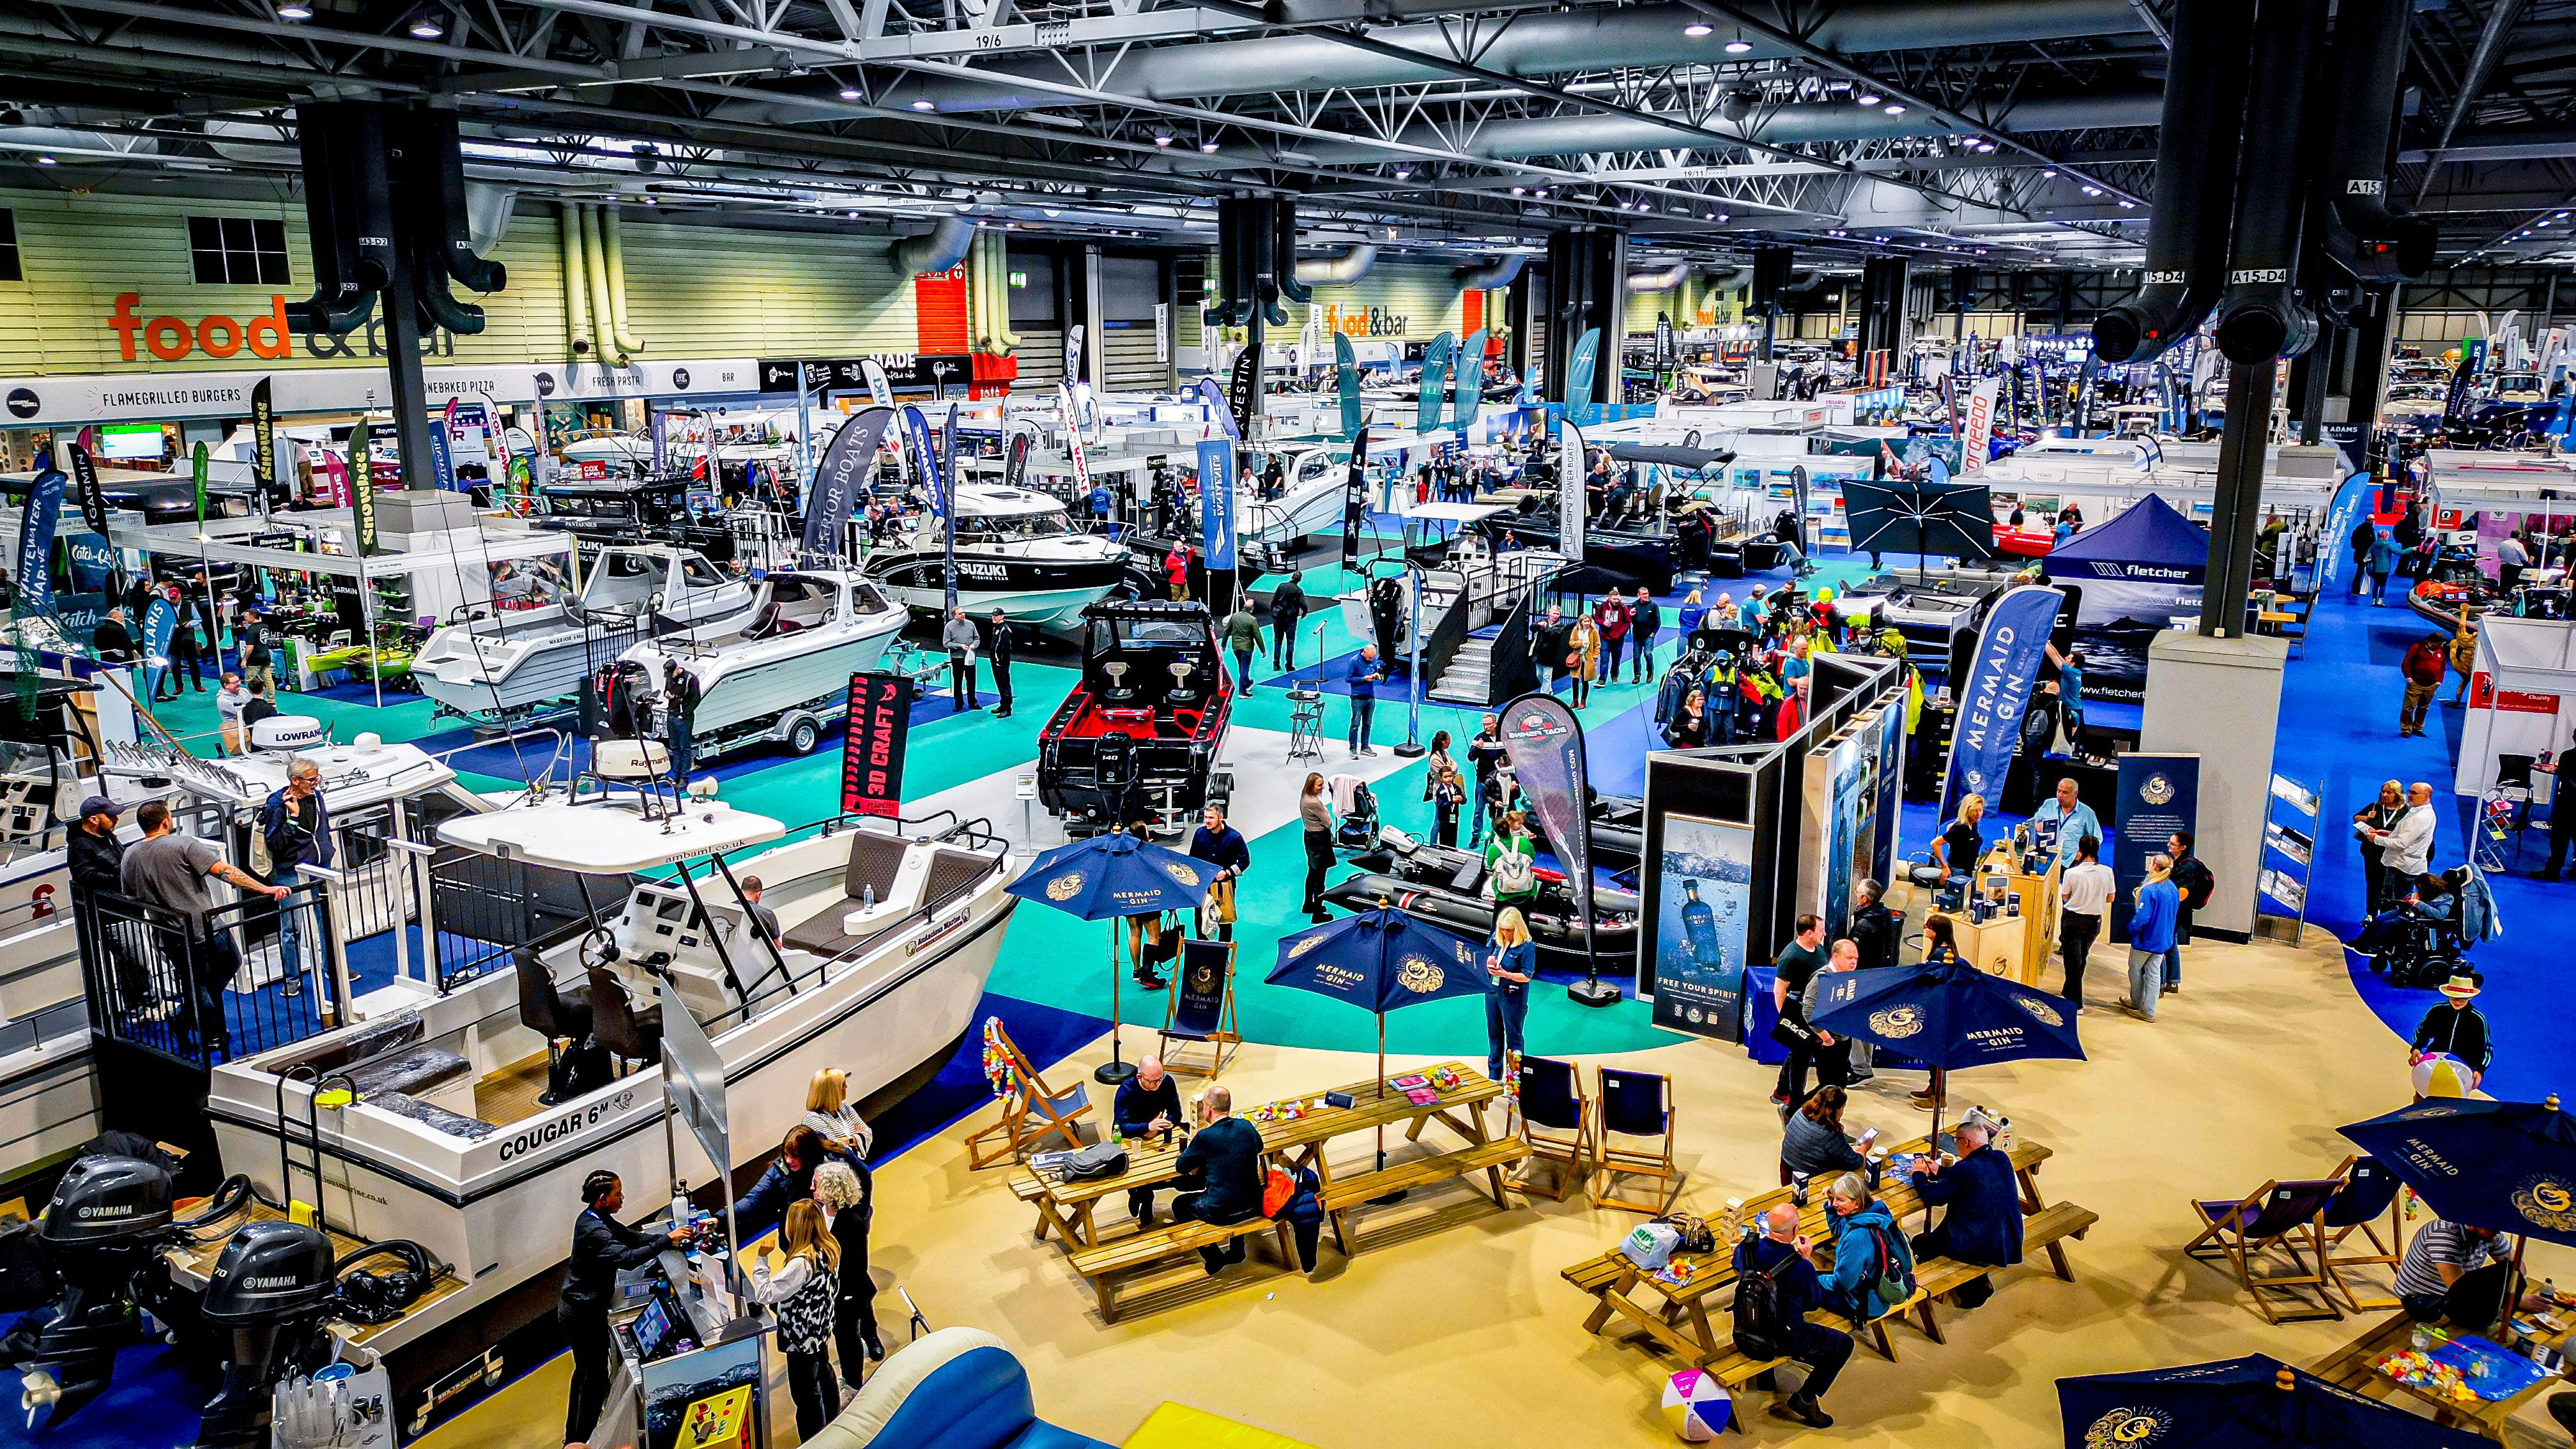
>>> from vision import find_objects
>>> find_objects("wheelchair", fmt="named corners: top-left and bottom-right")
top-left (2356, 910), bottom-right (2470, 990)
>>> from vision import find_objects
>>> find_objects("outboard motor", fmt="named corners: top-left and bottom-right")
top-left (190, 1222), bottom-right (339, 1449)
top-left (4, 1155), bottom-right (174, 1430)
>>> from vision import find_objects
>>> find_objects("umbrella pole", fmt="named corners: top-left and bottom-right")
top-left (1371, 1011), bottom-right (1408, 1203)
top-left (1095, 923), bottom-right (1136, 1085)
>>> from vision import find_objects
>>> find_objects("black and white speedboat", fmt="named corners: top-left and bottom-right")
top-left (862, 484), bottom-right (1129, 632)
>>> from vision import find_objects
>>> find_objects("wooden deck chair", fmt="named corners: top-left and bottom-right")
top-left (1156, 939), bottom-right (1241, 1078)
top-left (1593, 1066), bottom-right (1683, 1215)
top-left (2183, 1177), bottom-right (2345, 1323)
top-left (1514, 1054), bottom-right (1593, 1200)
top-left (963, 1021), bottom-right (1092, 1169)
top-left (2320, 1154), bottom-right (2408, 1313)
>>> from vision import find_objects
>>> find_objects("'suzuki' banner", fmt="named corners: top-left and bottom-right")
top-left (1498, 690), bottom-right (1598, 964)
top-left (797, 405), bottom-right (894, 563)
top-left (1939, 583), bottom-right (2066, 819)
top-left (839, 671), bottom-right (914, 818)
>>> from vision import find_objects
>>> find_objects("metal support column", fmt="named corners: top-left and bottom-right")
top-left (2204, 364), bottom-right (2276, 638)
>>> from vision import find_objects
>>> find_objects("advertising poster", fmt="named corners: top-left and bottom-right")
top-left (1648, 812), bottom-right (1754, 1041)
top-left (1873, 701), bottom-right (1906, 885)
top-left (840, 671), bottom-right (914, 818)
top-left (1797, 719), bottom-right (1882, 940)
top-left (1197, 438), bottom-right (1237, 571)
top-left (2112, 752), bottom-right (2200, 939)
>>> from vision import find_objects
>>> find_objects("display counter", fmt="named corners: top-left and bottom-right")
top-left (590, 1237), bottom-right (771, 1449)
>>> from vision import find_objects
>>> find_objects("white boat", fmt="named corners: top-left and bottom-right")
top-left (411, 546), bottom-right (755, 722)
top-left (862, 484), bottom-right (1128, 632)
top-left (198, 786), bottom-right (1015, 1417)
top-left (1239, 446), bottom-right (1358, 548)
top-left (617, 570), bottom-right (908, 759)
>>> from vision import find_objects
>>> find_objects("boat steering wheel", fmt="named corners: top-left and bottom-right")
top-left (579, 926), bottom-right (622, 973)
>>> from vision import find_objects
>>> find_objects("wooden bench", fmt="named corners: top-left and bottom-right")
top-left (1901, 1202), bottom-right (2099, 1344)
top-left (1066, 1213), bottom-right (1296, 1323)
top-left (1315, 1139), bottom-right (1531, 1254)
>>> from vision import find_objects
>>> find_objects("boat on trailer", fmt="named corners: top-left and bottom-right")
top-left (195, 769), bottom-right (1016, 1429)
top-left (614, 569), bottom-right (910, 762)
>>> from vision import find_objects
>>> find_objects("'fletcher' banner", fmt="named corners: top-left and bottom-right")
top-left (1197, 438), bottom-right (1238, 571)
top-left (900, 406), bottom-right (942, 518)
top-left (1939, 584), bottom-right (2066, 819)
top-left (1499, 691), bottom-right (1601, 974)
top-left (14, 468), bottom-right (66, 617)
top-left (798, 405), bottom-right (894, 562)
top-left (839, 671), bottom-right (914, 818)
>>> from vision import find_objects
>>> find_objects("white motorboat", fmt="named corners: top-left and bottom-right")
top-left (862, 484), bottom-right (1128, 632)
top-left (198, 786), bottom-right (1015, 1423)
top-left (411, 546), bottom-right (755, 722)
top-left (617, 570), bottom-right (908, 760)
top-left (1239, 446), bottom-right (1356, 549)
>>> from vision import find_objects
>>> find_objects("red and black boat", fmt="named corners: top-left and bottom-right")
top-left (1036, 600), bottom-right (1235, 834)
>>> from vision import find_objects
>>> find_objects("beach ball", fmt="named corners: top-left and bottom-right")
top-left (2414, 1052), bottom-right (2474, 1099)
top-left (1660, 1368), bottom-right (1731, 1440)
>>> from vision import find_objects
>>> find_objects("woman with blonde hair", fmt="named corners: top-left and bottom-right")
top-left (1300, 771), bottom-right (1337, 923)
top-left (1483, 907), bottom-right (1537, 1082)
top-left (749, 1198), bottom-right (843, 1436)
top-left (1566, 607), bottom-right (1602, 708)
top-left (811, 1158), bottom-right (881, 1384)
top-left (2128, 853), bottom-right (2180, 1021)
top-left (802, 1068), bottom-right (874, 1162)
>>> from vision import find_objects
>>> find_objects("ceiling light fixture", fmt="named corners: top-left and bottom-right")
top-left (1395, 167), bottom-right (1413, 178)
top-left (34, 154), bottom-right (56, 165)
top-left (1153, 133), bottom-right (1172, 146)
top-left (1883, 103), bottom-right (1905, 115)
top-left (1682, 21), bottom-right (1713, 37)
top-left (274, 0), bottom-right (311, 17)
top-left (1856, 91), bottom-right (1881, 106)
top-left (910, 98), bottom-right (935, 111)
top-left (839, 85), bottom-right (862, 101)
top-left (408, 7), bottom-right (443, 38)
top-left (1510, 185), bottom-right (1526, 195)
top-left (2041, 168), bottom-right (2056, 178)
top-left (1724, 33), bottom-right (1753, 54)
top-left (1199, 139), bottom-right (1219, 153)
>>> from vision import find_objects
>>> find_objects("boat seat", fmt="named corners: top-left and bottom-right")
top-left (348, 1046), bottom-right (475, 1101)
top-left (782, 847), bottom-right (988, 958)
top-left (264, 1011), bottom-right (425, 1077)
top-left (369, 1092), bottom-right (498, 1140)
top-left (1450, 857), bottom-right (1484, 894)
top-left (839, 827), bottom-right (914, 905)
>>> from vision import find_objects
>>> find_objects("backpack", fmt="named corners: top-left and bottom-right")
top-left (1864, 1222), bottom-right (1915, 1316)
top-left (2174, 856), bottom-right (2216, 912)
top-left (1061, 1142), bottom-right (1128, 1181)
top-left (1489, 847), bottom-right (1537, 898)
top-left (1730, 1248), bottom-right (1798, 1361)
top-left (1262, 1166), bottom-right (1295, 1218)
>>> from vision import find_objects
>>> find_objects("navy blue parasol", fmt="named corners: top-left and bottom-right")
top-left (1007, 831), bottom-right (1215, 1083)
top-left (2338, 1094), bottom-right (2576, 1250)
top-left (1808, 960), bottom-right (2084, 1149)
top-left (2057, 1354), bottom-right (2487, 1448)
top-left (1267, 905), bottom-right (1487, 1094)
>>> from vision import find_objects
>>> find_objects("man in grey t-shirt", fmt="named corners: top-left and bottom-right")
top-left (120, 799), bottom-right (287, 1057)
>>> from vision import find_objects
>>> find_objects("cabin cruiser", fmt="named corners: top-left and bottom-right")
top-left (411, 546), bottom-right (755, 723)
top-left (197, 775), bottom-right (1014, 1417)
top-left (863, 484), bottom-right (1128, 632)
top-left (556, 431), bottom-right (654, 479)
top-left (1239, 446), bottom-right (1358, 550)
top-left (615, 570), bottom-right (908, 761)
top-left (1970, 435), bottom-right (2168, 492)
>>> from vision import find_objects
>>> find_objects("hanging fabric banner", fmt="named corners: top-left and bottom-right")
top-left (1195, 375), bottom-right (1239, 442)
top-left (1452, 328), bottom-right (1487, 434)
top-left (1938, 584), bottom-right (2067, 819)
top-left (348, 421), bottom-right (378, 555)
top-left (1558, 418), bottom-right (1586, 565)
top-left (14, 468), bottom-right (66, 618)
top-left (68, 443), bottom-right (109, 538)
top-left (1416, 332), bottom-right (1453, 434)
top-left (250, 378), bottom-right (277, 508)
top-left (1340, 424), bottom-right (1371, 567)
top-left (1198, 438), bottom-right (1238, 572)
top-left (1563, 326), bottom-right (1602, 425)
top-left (839, 671), bottom-right (914, 818)
top-left (797, 404), bottom-right (894, 562)
top-left (1227, 346), bottom-right (1261, 439)
top-left (861, 358), bottom-right (894, 407)
top-left (941, 402), bottom-right (962, 613)
top-left (1499, 691), bottom-right (1599, 974)
top-left (1335, 334), bottom-right (1363, 439)
top-left (1003, 427), bottom-right (1034, 493)
top-left (141, 592), bottom-right (177, 702)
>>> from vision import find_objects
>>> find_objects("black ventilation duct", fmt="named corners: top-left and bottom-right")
top-left (402, 107), bottom-right (506, 335)
top-left (2318, 0), bottom-right (2437, 282)
top-left (1542, 227), bottom-right (1625, 406)
top-left (1947, 264), bottom-right (1977, 310)
top-left (2094, 0), bottom-right (2254, 363)
top-left (1857, 257), bottom-right (1909, 361)
top-left (1749, 246), bottom-right (1794, 316)
top-left (286, 103), bottom-right (505, 339)
top-left (1205, 195), bottom-right (1290, 328)
top-left (2213, 0), bottom-right (2327, 364)
top-left (1272, 199), bottom-right (1310, 307)
top-left (282, 106), bottom-right (376, 337)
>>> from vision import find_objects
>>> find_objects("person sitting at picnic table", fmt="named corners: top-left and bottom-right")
top-left (1170, 1084), bottom-right (1266, 1274)
top-left (1730, 1204), bottom-right (1851, 1429)
top-left (1905, 1108), bottom-right (2021, 1309)
top-left (1112, 1056), bottom-right (1185, 1225)
top-left (1781, 1085), bottom-right (1876, 1182)
top-left (1823, 1174), bottom-right (1916, 1326)
top-left (2394, 1216), bottom-right (2547, 1328)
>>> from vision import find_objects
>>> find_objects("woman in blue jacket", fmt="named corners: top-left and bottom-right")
top-left (1483, 908), bottom-right (1537, 1083)
top-left (1822, 1174), bottom-right (1915, 1324)
top-left (2128, 855), bottom-right (2180, 1020)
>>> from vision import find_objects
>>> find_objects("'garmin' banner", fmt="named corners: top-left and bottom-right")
top-left (797, 405), bottom-right (894, 562)
top-left (68, 443), bottom-right (109, 538)
top-left (1939, 583), bottom-right (2066, 819)
top-left (1198, 438), bottom-right (1237, 572)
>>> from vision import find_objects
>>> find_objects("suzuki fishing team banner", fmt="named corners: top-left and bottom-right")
top-left (798, 404), bottom-right (894, 562)
top-left (1335, 334), bottom-right (1362, 438)
top-left (1453, 328), bottom-right (1486, 433)
top-left (942, 403), bottom-right (962, 612)
top-left (861, 358), bottom-right (894, 407)
top-left (1558, 419), bottom-right (1587, 562)
top-left (1227, 346), bottom-right (1261, 439)
top-left (1065, 323), bottom-right (1085, 385)
top-left (2111, 753), bottom-right (2199, 939)
top-left (1499, 692), bottom-right (1600, 970)
top-left (1197, 438), bottom-right (1238, 571)
top-left (14, 468), bottom-right (65, 617)
top-left (1938, 584), bottom-right (2067, 820)
top-left (839, 671), bottom-right (914, 819)
top-left (1416, 332), bottom-right (1453, 434)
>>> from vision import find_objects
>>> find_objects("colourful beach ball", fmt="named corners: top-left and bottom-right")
top-left (1660, 1368), bottom-right (1731, 1441)
top-left (2414, 1052), bottom-right (2474, 1099)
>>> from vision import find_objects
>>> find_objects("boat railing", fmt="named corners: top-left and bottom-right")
top-left (77, 877), bottom-right (350, 1070)
top-left (699, 837), bottom-right (1008, 1032)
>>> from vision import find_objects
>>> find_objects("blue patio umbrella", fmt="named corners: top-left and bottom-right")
top-left (2058, 1354), bottom-right (2486, 1448)
top-left (2339, 1094), bottom-right (2576, 1250)
top-left (1807, 960), bottom-right (2085, 1150)
top-left (1266, 904), bottom-right (1487, 1096)
top-left (1006, 831), bottom-right (1215, 1084)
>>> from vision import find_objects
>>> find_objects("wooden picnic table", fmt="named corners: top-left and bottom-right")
top-left (2310, 1307), bottom-right (2576, 1441)
top-left (1562, 1135), bottom-right (2085, 1372)
top-left (1009, 1060), bottom-right (1516, 1253)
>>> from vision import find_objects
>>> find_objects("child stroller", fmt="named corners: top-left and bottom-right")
top-left (1330, 774), bottom-right (1381, 850)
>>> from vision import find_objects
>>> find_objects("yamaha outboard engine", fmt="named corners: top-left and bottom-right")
top-left (190, 1222), bottom-right (337, 1449)
top-left (4, 1154), bottom-right (175, 1430)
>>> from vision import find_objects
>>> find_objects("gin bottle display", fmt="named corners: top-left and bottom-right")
top-left (1681, 879), bottom-right (1719, 976)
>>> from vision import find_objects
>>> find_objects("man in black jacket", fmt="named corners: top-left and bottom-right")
top-left (1848, 878), bottom-right (1900, 972)
top-left (2411, 976), bottom-right (2494, 1092)
top-left (1733, 1203), bottom-right (1849, 1429)
top-left (1169, 1084), bottom-right (1266, 1273)
top-left (2165, 831), bottom-right (2214, 996)
top-left (68, 795), bottom-right (151, 1008)
top-left (1270, 572), bottom-right (1308, 669)
top-left (986, 609), bottom-right (1015, 719)
top-left (561, 1170), bottom-right (690, 1449)
top-left (91, 606), bottom-right (134, 664)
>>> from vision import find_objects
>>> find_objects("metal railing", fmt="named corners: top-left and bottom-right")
top-left (79, 880), bottom-right (346, 1068)
top-left (428, 847), bottom-right (610, 993)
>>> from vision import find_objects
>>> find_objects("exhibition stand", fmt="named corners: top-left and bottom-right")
top-left (2140, 631), bottom-right (2287, 942)
top-left (2455, 615), bottom-right (2576, 797)
top-left (2041, 495), bottom-right (2214, 708)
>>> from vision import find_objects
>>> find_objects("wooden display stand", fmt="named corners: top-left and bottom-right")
top-left (1931, 848), bottom-right (2059, 987)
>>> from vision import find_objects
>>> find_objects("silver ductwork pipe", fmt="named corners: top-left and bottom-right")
top-left (1293, 243), bottom-right (1379, 285)
top-left (1454, 254), bottom-right (1528, 289)
top-left (1703, 266), bottom-right (1752, 293)
top-left (1627, 262), bottom-right (1693, 291)
top-left (891, 213), bottom-right (977, 276)
top-left (871, 0), bottom-right (2150, 112)
top-left (466, 183), bottom-right (517, 255)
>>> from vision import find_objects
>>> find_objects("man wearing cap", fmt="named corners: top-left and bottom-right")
top-left (2409, 975), bottom-right (2494, 1091)
top-left (68, 796), bottom-right (153, 1011)
top-left (1905, 1110), bottom-right (2022, 1309)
